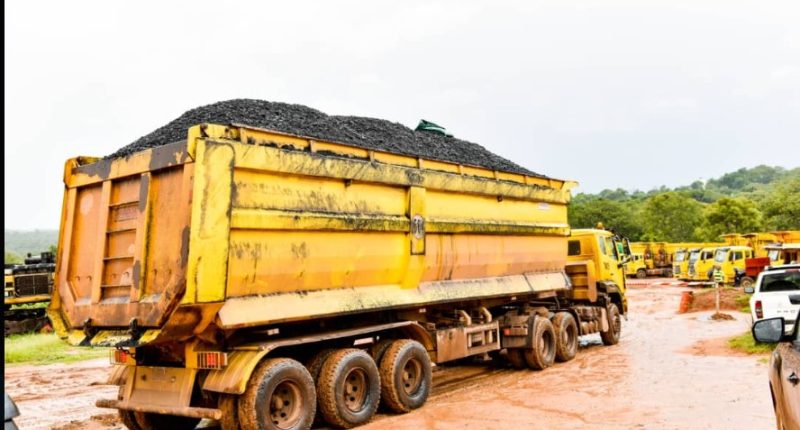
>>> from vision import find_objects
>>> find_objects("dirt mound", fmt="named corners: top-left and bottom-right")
top-left (108, 99), bottom-right (541, 177)
top-left (710, 312), bottom-right (735, 321)
top-left (686, 288), bottom-right (748, 313)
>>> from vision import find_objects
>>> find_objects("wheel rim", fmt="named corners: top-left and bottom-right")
top-left (343, 368), bottom-right (369, 412)
top-left (401, 357), bottom-right (423, 395)
top-left (269, 380), bottom-right (303, 429)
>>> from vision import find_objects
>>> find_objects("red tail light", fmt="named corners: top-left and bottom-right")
top-left (110, 349), bottom-right (133, 365)
top-left (197, 352), bottom-right (228, 370)
top-left (755, 301), bottom-right (763, 319)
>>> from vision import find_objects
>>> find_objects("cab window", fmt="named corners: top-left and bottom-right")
top-left (568, 240), bottom-right (581, 256)
top-left (714, 250), bottom-right (727, 263)
top-left (731, 251), bottom-right (742, 261)
top-left (598, 237), bottom-right (608, 256)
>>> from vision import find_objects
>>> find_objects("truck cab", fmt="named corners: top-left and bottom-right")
top-left (627, 253), bottom-right (646, 279)
top-left (567, 229), bottom-right (629, 314)
top-left (713, 246), bottom-right (754, 284)
top-left (673, 248), bottom-right (689, 280)
top-left (768, 244), bottom-right (800, 266)
top-left (689, 247), bottom-right (717, 281)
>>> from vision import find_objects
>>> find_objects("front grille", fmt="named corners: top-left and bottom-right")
top-left (13, 274), bottom-right (52, 297)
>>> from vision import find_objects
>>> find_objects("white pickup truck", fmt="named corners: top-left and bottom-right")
top-left (748, 264), bottom-right (800, 335)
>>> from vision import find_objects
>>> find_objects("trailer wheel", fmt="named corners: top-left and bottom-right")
top-left (219, 394), bottom-right (241, 430)
top-left (524, 316), bottom-right (556, 370)
top-left (133, 412), bottom-right (200, 430)
top-left (600, 304), bottom-right (622, 346)
top-left (238, 358), bottom-right (316, 430)
top-left (369, 339), bottom-right (395, 364)
top-left (117, 387), bottom-right (143, 430)
top-left (378, 340), bottom-right (432, 413)
top-left (552, 313), bottom-right (578, 362)
top-left (317, 349), bottom-right (380, 428)
top-left (118, 410), bottom-right (142, 430)
top-left (636, 269), bottom-right (646, 279)
top-left (505, 349), bottom-right (526, 369)
top-left (305, 348), bottom-right (336, 427)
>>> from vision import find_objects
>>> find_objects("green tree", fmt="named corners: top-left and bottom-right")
top-left (5, 252), bottom-right (23, 265)
top-left (639, 192), bottom-right (703, 241)
top-left (761, 177), bottom-right (800, 230)
top-left (696, 197), bottom-right (764, 240)
top-left (569, 198), bottom-right (643, 240)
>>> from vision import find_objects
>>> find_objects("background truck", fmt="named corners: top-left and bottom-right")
top-left (4, 252), bottom-right (55, 335)
top-left (628, 242), bottom-right (675, 277)
top-left (48, 119), bottom-right (630, 430)
top-left (738, 231), bottom-right (800, 288)
top-left (626, 253), bottom-right (647, 279)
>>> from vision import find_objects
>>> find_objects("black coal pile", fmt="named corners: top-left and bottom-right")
top-left (109, 99), bottom-right (542, 177)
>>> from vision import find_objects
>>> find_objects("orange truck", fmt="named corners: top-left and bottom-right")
top-left (48, 121), bottom-right (631, 430)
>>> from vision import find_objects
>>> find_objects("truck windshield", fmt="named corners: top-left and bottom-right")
top-left (714, 250), bottom-right (727, 263)
top-left (688, 251), bottom-right (700, 263)
top-left (768, 250), bottom-right (780, 262)
top-left (759, 271), bottom-right (800, 293)
top-left (675, 251), bottom-right (686, 262)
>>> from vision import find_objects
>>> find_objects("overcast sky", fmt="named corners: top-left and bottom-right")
top-left (5, 1), bottom-right (800, 230)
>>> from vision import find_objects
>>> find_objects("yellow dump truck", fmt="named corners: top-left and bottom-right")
top-left (711, 246), bottom-right (754, 284)
top-left (48, 123), bottom-right (630, 430)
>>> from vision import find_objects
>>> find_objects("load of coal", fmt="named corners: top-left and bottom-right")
top-left (109, 99), bottom-right (542, 177)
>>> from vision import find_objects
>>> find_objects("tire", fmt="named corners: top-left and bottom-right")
top-left (118, 410), bottom-right (142, 430)
top-left (238, 358), bottom-right (316, 430)
top-left (552, 313), bottom-right (578, 362)
top-left (636, 269), bottom-right (646, 279)
top-left (117, 387), bottom-right (142, 430)
top-left (219, 394), bottom-right (240, 430)
top-left (523, 316), bottom-right (556, 370)
top-left (307, 349), bottom-right (337, 381)
top-left (317, 349), bottom-right (380, 428)
top-left (505, 349), bottom-right (526, 369)
top-left (378, 340), bottom-right (432, 413)
top-left (600, 303), bottom-right (622, 346)
top-left (133, 412), bottom-right (200, 430)
top-left (305, 348), bottom-right (336, 427)
top-left (664, 269), bottom-right (673, 278)
top-left (369, 339), bottom-right (395, 365)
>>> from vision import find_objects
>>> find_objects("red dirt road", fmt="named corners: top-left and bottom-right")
top-left (4, 280), bottom-right (776, 429)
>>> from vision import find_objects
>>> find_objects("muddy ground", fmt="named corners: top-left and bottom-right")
top-left (4, 280), bottom-right (775, 430)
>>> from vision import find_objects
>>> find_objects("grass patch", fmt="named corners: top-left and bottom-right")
top-left (734, 293), bottom-right (751, 313)
top-left (727, 332), bottom-right (776, 355)
top-left (10, 302), bottom-right (49, 310)
top-left (4, 333), bottom-right (108, 365)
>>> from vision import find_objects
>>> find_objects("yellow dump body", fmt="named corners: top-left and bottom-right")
top-left (49, 124), bottom-right (574, 345)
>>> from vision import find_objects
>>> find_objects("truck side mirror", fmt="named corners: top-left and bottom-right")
top-left (752, 318), bottom-right (784, 343)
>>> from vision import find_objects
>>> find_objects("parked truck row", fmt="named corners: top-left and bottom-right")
top-left (47, 118), bottom-right (632, 430)
top-left (625, 232), bottom-right (800, 286)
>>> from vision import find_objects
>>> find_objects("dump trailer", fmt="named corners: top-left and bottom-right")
top-left (49, 123), bottom-right (629, 430)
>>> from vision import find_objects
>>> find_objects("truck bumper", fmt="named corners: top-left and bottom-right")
top-left (95, 399), bottom-right (221, 420)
